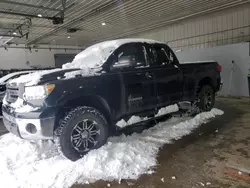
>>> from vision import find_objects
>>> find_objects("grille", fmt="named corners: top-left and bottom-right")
top-left (6, 85), bottom-right (19, 103)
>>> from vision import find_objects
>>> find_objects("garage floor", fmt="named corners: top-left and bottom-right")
top-left (0, 97), bottom-right (249, 188)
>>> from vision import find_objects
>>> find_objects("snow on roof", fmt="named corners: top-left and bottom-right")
top-left (0, 108), bottom-right (223, 188)
top-left (10, 39), bottom-right (164, 86)
top-left (62, 38), bottom-right (164, 70)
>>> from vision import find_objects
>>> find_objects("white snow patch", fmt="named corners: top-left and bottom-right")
top-left (171, 176), bottom-right (176, 180)
top-left (116, 104), bottom-right (179, 128)
top-left (180, 60), bottom-right (216, 64)
top-left (9, 69), bottom-right (60, 86)
top-left (64, 69), bottom-right (99, 80)
top-left (206, 182), bottom-right (211, 186)
top-left (116, 116), bottom-right (148, 128)
top-left (155, 104), bottom-right (179, 117)
top-left (0, 71), bottom-right (33, 84)
top-left (161, 178), bottom-right (164, 182)
top-left (0, 108), bottom-right (223, 188)
top-left (3, 97), bottom-right (38, 113)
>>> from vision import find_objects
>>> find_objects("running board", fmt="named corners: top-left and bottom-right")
top-left (116, 110), bottom-right (187, 136)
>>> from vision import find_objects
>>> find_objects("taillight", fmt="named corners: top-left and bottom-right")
top-left (217, 64), bottom-right (222, 72)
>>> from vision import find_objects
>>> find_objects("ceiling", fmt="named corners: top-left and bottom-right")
top-left (0, 0), bottom-right (250, 47)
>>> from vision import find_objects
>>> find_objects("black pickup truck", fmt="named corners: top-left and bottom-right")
top-left (2, 39), bottom-right (222, 161)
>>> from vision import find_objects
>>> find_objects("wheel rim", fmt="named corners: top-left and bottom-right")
top-left (203, 90), bottom-right (213, 110)
top-left (71, 119), bottom-right (100, 152)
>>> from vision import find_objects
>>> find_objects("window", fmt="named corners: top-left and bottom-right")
top-left (113, 43), bottom-right (147, 68)
top-left (149, 44), bottom-right (175, 66)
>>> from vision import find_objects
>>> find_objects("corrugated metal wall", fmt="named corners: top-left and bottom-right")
top-left (132, 4), bottom-right (250, 51)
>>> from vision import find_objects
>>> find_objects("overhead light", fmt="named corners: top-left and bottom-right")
top-left (101, 22), bottom-right (106, 26)
top-left (37, 14), bottom-right (42, 17)
top-left (67, 36), bottom-right (71, 39)
top-left (12, 32), bottom-right (17, 35)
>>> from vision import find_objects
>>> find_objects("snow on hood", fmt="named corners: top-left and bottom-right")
top-left (9, 69), bottom-right (61, 86)
top-left (0, 108), bottom-right (223, 188)
top-left (0, 71), bottom-right (33, 84)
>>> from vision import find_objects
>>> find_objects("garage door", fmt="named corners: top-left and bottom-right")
top-left (54, 54), bottom-right (76, 68)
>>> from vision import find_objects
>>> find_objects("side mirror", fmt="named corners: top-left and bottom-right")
top-left (113, 56), bottom-right (132, 69)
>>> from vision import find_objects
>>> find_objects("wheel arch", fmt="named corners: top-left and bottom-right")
top-left (54, 95), bottom-right (112, 131)
top-left (197, 77), bottom-right (215, 93)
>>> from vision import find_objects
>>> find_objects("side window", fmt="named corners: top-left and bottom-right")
top-left (113, 43), bottom-right (147, 68)
top-left (149, 44), bottom-right (174, 66)
top-left (163, 45), bottom-right (177, 64)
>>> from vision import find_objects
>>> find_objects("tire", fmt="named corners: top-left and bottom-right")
top-left (54, 106), bottom-right (109, 161)
top-left (196, 85), bottom-right (215, 112)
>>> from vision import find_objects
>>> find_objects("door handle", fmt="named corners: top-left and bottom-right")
top-left (145, 72), bottom-right (153, 79)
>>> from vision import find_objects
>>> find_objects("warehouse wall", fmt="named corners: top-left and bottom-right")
top-left (132, 4), bottom-right (250, 51)
top-left (176, 42), bottom-right (250, 97)
top-left (0, 46), bottom-right (81, 69)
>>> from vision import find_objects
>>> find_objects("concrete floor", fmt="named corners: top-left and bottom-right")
top-left (0, 97), bottom-right (250, 188)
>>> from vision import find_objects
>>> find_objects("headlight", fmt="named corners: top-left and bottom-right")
top-left (24, 84), bottom-right (55, 100)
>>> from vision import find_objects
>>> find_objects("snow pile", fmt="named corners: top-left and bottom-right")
top-left (9, 69), bottom-right (60, 86)
top-left (116, 104), bottom-right (179, 128)
top-left (0, 108), bottom-right (223, 188)
top-left (64, 69), bottom-right (100, 80)
top-left (155, 104), bottom-right (179, 117)
top-left (3, 96), bottom-right (38, 113)
top-left (117, 116), bottom-right (148, 128)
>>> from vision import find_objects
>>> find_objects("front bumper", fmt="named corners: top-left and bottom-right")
top-left (2, 106), bottom-right (55, 140)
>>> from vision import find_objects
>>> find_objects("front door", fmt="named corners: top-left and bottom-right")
top-left (146, 44), bottom-right (183, 107)
top-left (111, 42), bottom-right (157, 115)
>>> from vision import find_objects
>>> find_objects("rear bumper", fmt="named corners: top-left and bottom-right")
top-left (2, 105), bottom-right (55, 140)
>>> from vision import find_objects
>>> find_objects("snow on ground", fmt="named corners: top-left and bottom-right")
top-left (117, 104), bottom-right (179, 128)
top-left (0, 108), bottom-right (223, 188)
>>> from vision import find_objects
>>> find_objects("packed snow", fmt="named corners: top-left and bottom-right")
top-left (9, 69), bottom-right (61, 86)
top-left (0, 108), bottom-right (223, 188)
top-left (0, 71), bottom-right (33, 84)
top-left (116, 104), bottom-right (179, 128)
top-left (180, 60), bottom-right (216, 64)
top-left (2, 96), bottom-right (38, 113)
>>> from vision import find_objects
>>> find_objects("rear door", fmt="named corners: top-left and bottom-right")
top-left (146, 43), bottom-right (183, 107)
top-left (110, 42), bottom-right (157, 115)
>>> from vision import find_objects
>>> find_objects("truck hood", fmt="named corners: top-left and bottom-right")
top-left (8, 68), bottom-right (81, 86)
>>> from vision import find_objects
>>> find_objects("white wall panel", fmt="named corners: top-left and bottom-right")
top-left (131, 4), bottom-right (250, 51)
top-left (0, 45), bottom-right (81, 69)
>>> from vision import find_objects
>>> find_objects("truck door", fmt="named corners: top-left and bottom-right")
top-left (110, 42), bottom-right (157, 115)
top-left (146, 44), bottom-right (183, 107)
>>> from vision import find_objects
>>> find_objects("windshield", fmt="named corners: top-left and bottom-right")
top-left (62, 40), bottom-right (118, 70)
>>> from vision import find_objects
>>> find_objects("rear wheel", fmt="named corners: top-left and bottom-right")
top-left (54, 106), bottom-right (109, 161)
top-left (196, 85), bottom-right (215, 112)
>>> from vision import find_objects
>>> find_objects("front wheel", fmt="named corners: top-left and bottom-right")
top-left (54, 106), bottom-right (109, 161)
top-left (196, 85), bottom-right (215, 112)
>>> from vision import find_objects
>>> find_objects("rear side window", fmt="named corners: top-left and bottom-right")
top-left (148, 44), bottom-right (176, 67)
